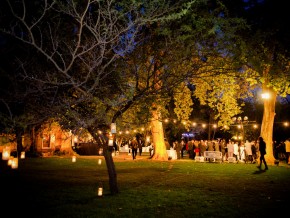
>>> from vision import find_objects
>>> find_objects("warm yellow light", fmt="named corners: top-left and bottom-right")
top-left (8, 156), bottom-right (14, 166)
top-left (202, 124), bottom-right (206, 128)
top-left (20, 151), bottom-right (25, 159)
top-left (98, 159), bottom-right (102, 165)
top-left (164, 119), bottom-right (169, 123)
top-left (2, 147), bottom-right (10, 160)
top-left (253, 124), bottom-right (258, 129)
top-left (126, 130), bottom-right (129, 134)
top-left (141, 128), bottom-right (144, 131)
top-left (72, 155), bottom-right (76, 162)
top-left (192, 122), bottom-right (197, 127)
top-left (98, 187), bottom-right (103, 197)
top-left (284, 122), bottom-right (289, 127)
top-left (213, 124), bottom-right (217, 128)
top-left (11, 157), bottom-right (18, 169)
top-left (238, 125), bottom-right (241, 129)
top-left (261, 92), bottom-right (270, 99)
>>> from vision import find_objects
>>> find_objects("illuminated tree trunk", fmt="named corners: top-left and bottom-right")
top-left (151, 107), bottom-right (168, 161)
top-left (260, 85), bottom-right (276, 165)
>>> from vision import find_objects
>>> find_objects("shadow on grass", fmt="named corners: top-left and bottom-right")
top-left (253, 169), bottom-right (267, 174)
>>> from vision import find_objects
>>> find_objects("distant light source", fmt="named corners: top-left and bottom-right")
top-left (2, 147), bottom-right (10, 160)
top-left (11, 157), bottom-right (18, 169)
top-left (20, 151), bottom-right (25, 159)
top-left (8, 156), bottom-right (14, 166)
top-left (72, 155), bottom-right (76, 162)
top-left (261, 92), bottom-right (270, 99)
top-left (98, 187), bottom-right (103, 197)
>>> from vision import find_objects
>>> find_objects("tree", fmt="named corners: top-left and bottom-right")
top-left (222, 0), bottom-right (290, 164)
top-left (0, 0), bottom-right (204, 194)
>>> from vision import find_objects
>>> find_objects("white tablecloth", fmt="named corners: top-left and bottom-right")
top-left (167, 149), bottom-right (177, 160)
top-left (142, 147), bottom-right (151, 152)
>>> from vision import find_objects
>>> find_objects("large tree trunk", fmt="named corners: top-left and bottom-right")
top-left (151, 109), bottom-right (168, 161)
top-left (260, 86), bottom-right (276, 165)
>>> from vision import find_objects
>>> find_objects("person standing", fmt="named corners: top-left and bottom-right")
top-left (227, 141), bottom-right (234, 159)
top-left (187, 139), bottom-right (194, 159)
top-left (165, 139), bottom-right (171, 150)
top-left (285, 138), bottom-right (290, 164)
top-left (174, 140), bottom-right (182, 159)
top-left (181, 139), bottom-right (186, 158)
top-left (257, 136), bottom-right (268, 170)
top-left (130, 137), bottom-right (138, 160)
top-left (138, 139), bottom-right (143, 156)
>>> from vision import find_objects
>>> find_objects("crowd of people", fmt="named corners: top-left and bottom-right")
top-left (115, 136), bottom-right (290, 166)
top-left (171, 138), bottom-right (259, 163)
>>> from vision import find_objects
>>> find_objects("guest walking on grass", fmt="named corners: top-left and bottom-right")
top-left (257, 136), bottom-right (268, 170)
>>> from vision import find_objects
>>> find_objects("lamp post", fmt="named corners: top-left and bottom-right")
top-left (232, 116), bottom-right (249, 144)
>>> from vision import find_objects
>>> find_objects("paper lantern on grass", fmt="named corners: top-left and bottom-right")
top-left (7, 156), bottom-right (14, 166)
top-left (2, 147), bottom-right (10, 160)
top-left (72, 155), bottom-right (76, 162)
top-left (97, 187), bottom-right (103, 197)
top-left (20, 151), bottom-right (25, 159)
top-left (11, 157), bottom-right (18, 169)
top-left (98, 159), bottom-right (102, 165)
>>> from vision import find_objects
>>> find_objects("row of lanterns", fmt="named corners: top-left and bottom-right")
top-left (2, 146), bottom-right (26, 169)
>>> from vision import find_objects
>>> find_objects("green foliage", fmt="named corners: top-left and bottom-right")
top-left (173, 83), bottom-right (193, 128)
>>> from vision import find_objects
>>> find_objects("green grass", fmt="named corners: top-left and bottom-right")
top-left (1, 154), bottom-right (290, 218)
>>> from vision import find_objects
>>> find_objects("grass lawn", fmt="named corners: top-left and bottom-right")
top-left (1, 153), bottom-right (290, 218)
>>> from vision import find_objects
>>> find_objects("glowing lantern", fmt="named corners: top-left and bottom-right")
top-left (7, 156), bottom-right (14, 166)
top-left (97, 187), bottom-right (103, 197)
top-left (98, 148), bottom-right (103, 155)
top-left (20, 151), bottom-right (25, 159)
top-left (2, 147), bottom-right (10, 160)
top-left (72, 155), bottom-right (76, 162)
top-left (11, 157), bottom-right (18, 169)
top-left (98, 159), bottom-right (102, 165)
